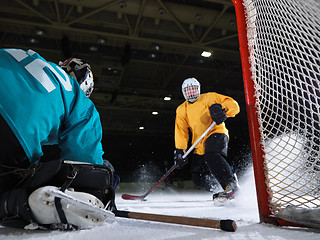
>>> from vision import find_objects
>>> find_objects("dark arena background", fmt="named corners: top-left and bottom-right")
top-left (0, 0), bottom-right (252, 184)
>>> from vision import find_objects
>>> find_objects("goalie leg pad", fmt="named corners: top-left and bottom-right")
top-left (275, 205), bottom-right (320, 229)
top-left (49, 161), bottom-right (116, 210)
top-left (28, 186), bottom-right (110, 229)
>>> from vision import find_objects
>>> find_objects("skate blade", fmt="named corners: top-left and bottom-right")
top-left (213, 197), bottom-right (228, 206)
top-left (213, 197), bottom-right (234, 206)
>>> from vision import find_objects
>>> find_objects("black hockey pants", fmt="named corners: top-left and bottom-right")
top-left (191, 133), bottom-right (235, 191)
top-left (0, 113), bottom-right (51, 226)
top-left (0, 113), bottom-right (30, 192)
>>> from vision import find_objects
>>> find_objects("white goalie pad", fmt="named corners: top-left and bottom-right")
top-left (275, 205), bottom-right (320, 229)
top-left (28, 186), bottom-right (114, 229)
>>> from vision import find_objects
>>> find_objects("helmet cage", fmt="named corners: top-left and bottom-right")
top-left (182, 78), bottom-right (200, 102)
top-left (79, 70), bottom-right (94, 97)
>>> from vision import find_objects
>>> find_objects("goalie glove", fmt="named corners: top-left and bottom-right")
top-left (209, 103), bottom-right (227, 125)
top-left (174, 149), bottom-right (188, 169)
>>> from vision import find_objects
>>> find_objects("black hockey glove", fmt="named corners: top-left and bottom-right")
top-left (209, 103), bottom-right (227, 125)
top-left (174, 149), bottom-right (188, 169)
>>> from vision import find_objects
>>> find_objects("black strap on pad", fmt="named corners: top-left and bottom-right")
top-left (51, 162), bottom-right (115, 224)
top-left (54, 166), bottom-right (79, 225)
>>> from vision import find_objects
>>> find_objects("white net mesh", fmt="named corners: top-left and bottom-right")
top-left (243, 0), bottom-right (320, 213)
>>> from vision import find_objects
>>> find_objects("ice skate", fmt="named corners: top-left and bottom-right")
top-left (212, 181), bottom-right (239, 205)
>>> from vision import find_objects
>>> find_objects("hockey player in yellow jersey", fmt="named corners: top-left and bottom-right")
top-left (174, 77), bottom-right (240, 204)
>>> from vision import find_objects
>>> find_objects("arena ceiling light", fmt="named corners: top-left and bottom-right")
top-left (152, 43), bottom-right (161, 51)
top-left (201, 51), bottom-right (212, 57)
top-left (35, 29), bottom-right (46, 36)
top-left (29, 38), bottom-right (38, 43)
top-left (97, 38), bottom-right (106, 45)
top-left (89, 46), bottom-right (98, 52)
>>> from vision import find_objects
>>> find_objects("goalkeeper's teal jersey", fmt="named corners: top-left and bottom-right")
top-left (0, 48), bottom-right (104, 165)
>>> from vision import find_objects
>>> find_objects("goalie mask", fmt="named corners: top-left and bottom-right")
top-left (59, 58), bottom-right (94, 97)
top-left (182, 78), bottom-right (200, 103)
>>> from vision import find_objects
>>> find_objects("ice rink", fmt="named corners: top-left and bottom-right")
top-left (0, 166), bottom-right (319, 240)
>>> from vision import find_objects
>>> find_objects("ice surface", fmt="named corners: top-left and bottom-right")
top-left (0, 166), bottom-right (319, 240)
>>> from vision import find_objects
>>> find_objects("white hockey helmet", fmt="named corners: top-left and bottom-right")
top-left (59, 58), bottom-right (94, 97)
top-left (182, 77), bottom-right (201, 102)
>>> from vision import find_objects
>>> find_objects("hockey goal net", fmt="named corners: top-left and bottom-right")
top-left (232, 0), bottom-right (320, 228)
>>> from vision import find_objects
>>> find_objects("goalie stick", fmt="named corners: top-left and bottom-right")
top-left (121, 121), bottom-right (217, 201)
top-left (113, 210), bottom-right (237, 232)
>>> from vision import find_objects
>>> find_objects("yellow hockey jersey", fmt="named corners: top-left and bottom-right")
top-left (175, 92), bottom-right (240, 155)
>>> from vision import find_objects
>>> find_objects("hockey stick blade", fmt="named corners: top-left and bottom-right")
top-left (121, 193), bottom-right (143, 201)
top-left (121, 165), bottom-right (177, 201)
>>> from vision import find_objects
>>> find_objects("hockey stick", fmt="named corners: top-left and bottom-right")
top-left (113, 210), bottom-right (237, 232)
top-left (122, 164), bottom-right (176, 201)
top-left (121, 121), bottom-right (216, 201)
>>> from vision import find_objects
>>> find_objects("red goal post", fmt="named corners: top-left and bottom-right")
top-left (232, 0), bottom-right (320, 228)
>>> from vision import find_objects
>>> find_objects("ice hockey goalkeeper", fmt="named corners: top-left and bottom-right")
top-left (174, 77), bottom-right (240, 204)
top-left (0, 49), bottom-right (117, 230)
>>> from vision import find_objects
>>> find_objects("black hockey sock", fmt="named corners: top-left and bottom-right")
top-left (204, 152), bottom-right (235, 189)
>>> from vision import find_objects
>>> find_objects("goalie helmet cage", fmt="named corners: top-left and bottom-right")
top-left (232, 0), bottom-right (320, 228)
